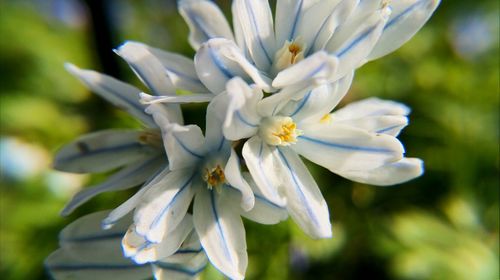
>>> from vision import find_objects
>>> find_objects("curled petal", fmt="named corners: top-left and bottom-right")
top-left (178, 0), bottom-right (235, 50)
top-left (224, 149), bottom-right (255, 211)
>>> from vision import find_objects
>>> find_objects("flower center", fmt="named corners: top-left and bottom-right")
top-left (272, 39), bottom-right (305, 74)
top-left (259, 116), bottom-right (303, 146)
top-left (203, 165), bottom-right (226, 190)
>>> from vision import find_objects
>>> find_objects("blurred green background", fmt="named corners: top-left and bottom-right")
top-left (0, 0), bottom-right (498, 279)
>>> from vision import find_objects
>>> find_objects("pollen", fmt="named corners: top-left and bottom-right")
top-left (260, 116), bottom-right (303, 146)
top-left (320, 114), bottom-right (332, 124)
top-left (138, 131), bottom-right (162, 147)
top-left (203, 165), bottom-right (226, 190)
top-left (288, 43), bottom-right (302, 65)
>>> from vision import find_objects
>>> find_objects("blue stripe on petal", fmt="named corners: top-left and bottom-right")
top-left (276, 148), bottom-right (321, 228)
top-left (149, 173), bottom-right (196, 231)
top-left (209, 190), bottom-right (233, 262)
top-left (187, 11), bottom-right (213, 41)
top-left (376, 124), bottom-right (403, 134)
top-left (384, 0), bottom-right (425, 30)
top-left (58, 143), bottom-right (149, 164)
top-left (245, 0), bottom-right (273, 64)
top-left (154, 262), bottom-right (206, 276)
top-left (235, 110), bottom-right (258, 127)
top-left (172, 135), bottom-right (204, 159)
top-left (289, 0), bottom-right (304, 40)
top-left (208, 47), bottom-right (234, 79)
top-left (289, 90), bottom-right (312, 117)
top-left (163, 66), bottom-right (205, 88)
top-left (257, 142), bottom-right (280, 199)
top-left (99, 83), bottom-right (148, 114)
top-left (298, 135), bottom-right (395, 153)
top-left (336, 26), bottom-right (377, 58)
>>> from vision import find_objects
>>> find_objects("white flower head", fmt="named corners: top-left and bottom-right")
top-left (178, 0), bottom-right (441, 93)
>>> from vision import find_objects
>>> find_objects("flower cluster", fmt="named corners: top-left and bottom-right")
top-left (45, 0), bottom-right (439, 279)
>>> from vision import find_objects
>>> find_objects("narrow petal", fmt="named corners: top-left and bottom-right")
top-left (272, 51), bottom-right (339, 88)
top-left (134, 169), bottom-right (195, 243)
top-left (240, 173), bottom-right (287, 224)
top-left (147, 104), bottom-right (205, 170)
top-left (307, 0), bottom-right (358, 53)
top-left (65, 63), bottom-right (156, 127)
top-left (102, 166), bottom-right (171, 229)
top-left (140, 92), bottom-right (214, 105)
top-left (294, 124), bottom-right (405, 172)
top-left (326, 7), bottom-right (391, 80)
top-left (115, 41), bottom-right (184, 124)
top-left (61, 156), bottom-right (165, 216)
top-left (275, 147), bottom-right (332, 238)
top-left (195, 38), bottom-right (272, 94)
top-left (282, 71), bottom-right (354, 124)
top-left (368, 0), bottom-right (441, 60)
top-left (123, 215), bottom-right (193, 264)
top-left (222, 78), bottom-right (262, 141)
top-left (242, 136), bottom-right (286, 208)
top-left (52, 211), bottom-right (150, 279)
top-left (224, 149), bottom-right (255, 211)
top-left (193, 189), bottom-right (247, 280)
top-left (331, 97), bottom-right (411, 120)
top-left (232, 0), bottom-right (275, 70)
top-left (45, 247), bottom-right (150, 280)
top-left (257, 83), bottom-right (311, 118)
top-left (338, 158), bottom-right (424, 186)
top-left (204, 93), bottom-right (229, 153)
top-left (335, 115), bottom-right (409, 137)
top-left (178, 0), bottom-right (235, 50)
top-left (53, 130), bottom-right (158, 173)
top-left (153, 249), bottom-right (207, 280)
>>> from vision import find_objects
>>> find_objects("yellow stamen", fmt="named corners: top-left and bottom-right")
top-left (288, 43), bottom-right (302, 65)
top-left (203, 165), bottom-right (226, 190)
top-left (320, 114), bottom-right (332, 124)
top-left (260, 116), bottom-right (302, 146)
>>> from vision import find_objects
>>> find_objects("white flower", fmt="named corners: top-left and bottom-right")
top-left (208, 77), bottom-right (423, 237)
top-left (178, 0), bottom-right (441, 93)
top-left (45, 211), bottom-right (207, 280)
top-left (101, 102), bottom-right (287, 280)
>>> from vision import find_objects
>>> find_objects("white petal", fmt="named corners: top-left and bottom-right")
top-left (293, 0), bottom-right (343, 53)
top-left (54, 211), bottom-right (145, 278)
top-left (294, 124), bottom-right (404, 172)
top-left (140, 92), bottom-right (214, 105)
top-left (332, 97), bottom-right (411, 120)
top-left (335, 115), bottom-right (409, 137)
top-left (257, 83), bottom-right (311, 118)
top-left (242, 136), bottom-right (286, 208)
top-left (195, 38), bottom-right (272, 94)
top-left (368, 0), bottom-right (441, 60)
top-left (115, 41), bottom-right (184, 123)
top-left (275, 147), bottom-right (332, 238)
top-left (224, 149), bottom-right (255, 211)
top-left (204, 93), bottom-right (229, 153)
top-left (53, 130), bottom-right (158, 173)
top-left (45, 248), bottom-right (150, 280)
top-left (178, 0), bottom-right (235, 50)
top-left (239, 173), bottom-right (287, 224)
top-left (65, 63), bottom-right (156, 127)
top-left (61, 156), bottom-right (165, 216)
top-left (193, 189), bottom-right (247, 280)
top-left (272, 51), bottom-right (338, 88)
top-left (307, 0), bottom-right (358, 53)
top-left (102, 166), bottom-right (171, 229)
top-left (327, 7), bottom-right (391, 80)
top-left (123, 215), bottom-right (193, 264)
top-left (232, 0), bottom-right (275, 70)
top-left (222, 78), bottom-right (262, 141)
top-left (338, 158), bottom-right (424, 186)
top-left (147, 104), bottom-right (205, 170)
top-left (282, 71), bottom-right (354, 123)
top-left (153, 249), bottom-right (207, 280)
top-left (134, 169), bottom-right (195, 243)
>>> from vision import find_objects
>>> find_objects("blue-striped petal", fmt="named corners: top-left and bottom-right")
top-left (61, 155), bottom-right (166, 216)
top-left (275, 147), bottom-right (332, 238)
top-left (134, 169), bottom-right (195, 243)
top-left (65, 63), bottom-right (156, 127)
top-left (53, 130), bottom-right (159, 173)
top-left (178, 0), bottom-right (235, 50)
top-left (293, 124), bottom-right (405, 172)
top-left (193, 189), bottom-right (247, 280)
top-left (224, 149), bottom-right (255, 211)
top-left (368, 0), bottom-right (441, 60)
top-left (153, 249), bottom-right (207, 280)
